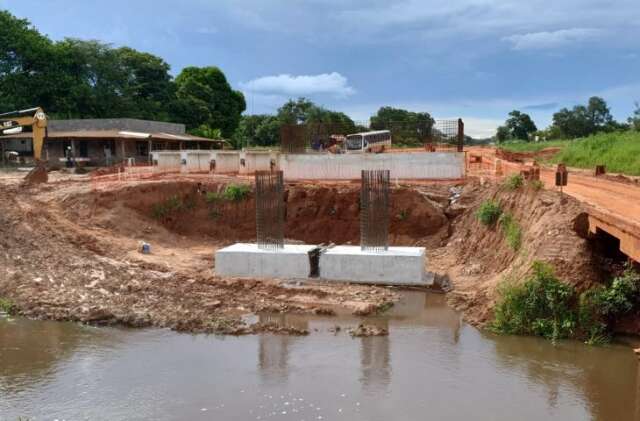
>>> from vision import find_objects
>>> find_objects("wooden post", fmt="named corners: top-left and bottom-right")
top-left (120, 139), bottom-right (126, 162)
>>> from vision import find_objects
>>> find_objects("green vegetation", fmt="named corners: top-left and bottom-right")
top-left (503, 174), bottom-right (524, 190)
top-left (151, 195), bottom-right (194, 219)
top-left (496, 110), bottom-right (537, 142)
top-left (499, 213), bottom-right (522, 251)
top-left (529, 179), bottom-right (544, 191)
top-left (550, 131), bottom-right (640, 176)
top-left (499, 139), bottom-right (570, 153)
top-left (0, 10), bottom-right (244, 138)
top-left (205, 191), bottom-right (223, 204)
top-left (0, 297), bottom-right (17, 315)
top-left (476, 200), bottom-right (502, 226)
top-left (500, 131), bottom-right (640, 176)
top-left (222, 184), bottom-right (251, 202)
top-left (492, 262), bottom-right (640, 344)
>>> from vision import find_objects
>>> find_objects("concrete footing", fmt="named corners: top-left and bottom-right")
top-left (320, 245), bottom-right (430, 285)
top-left (215, 243), bottom-right (431, 286)
top-left (215, 243), bottom-right (317, 279)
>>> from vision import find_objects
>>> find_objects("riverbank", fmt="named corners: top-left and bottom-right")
top-left (0, 172), bottom-right (637, 339)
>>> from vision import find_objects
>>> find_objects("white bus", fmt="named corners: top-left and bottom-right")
top-left (345, 130), bottom-right (392, 153)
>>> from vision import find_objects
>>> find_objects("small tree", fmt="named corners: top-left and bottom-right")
top-left (505, 110), bottom-right (537, 141)
top-left (628, 102), bottom-right (640, 131)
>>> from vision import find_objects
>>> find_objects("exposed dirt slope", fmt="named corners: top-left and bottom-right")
top-left (0, 178), bottom-right (457, 334)
top-left (429, 182), bottom-right (602, 327)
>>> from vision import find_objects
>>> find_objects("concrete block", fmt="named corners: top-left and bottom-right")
top-left (320, 245), bottom-right (430, 285)
top-left (215, 243), bottom-right (317, 279)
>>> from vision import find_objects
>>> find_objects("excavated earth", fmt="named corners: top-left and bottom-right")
top-left (0, 172), bottom-right (634, 335)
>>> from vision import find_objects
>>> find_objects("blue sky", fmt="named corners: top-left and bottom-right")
top-left (3, 0), bottom-right (640, 137)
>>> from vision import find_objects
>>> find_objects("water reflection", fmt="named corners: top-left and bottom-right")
top-left (0, 291), bottom-right (637, 421)
top-left (491, 332), bottom-right (638, 421)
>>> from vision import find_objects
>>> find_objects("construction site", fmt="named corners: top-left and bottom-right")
top-left (2, 108), bottom-right (640, 420)
top-left (1, 108), bottom-right (639, 336)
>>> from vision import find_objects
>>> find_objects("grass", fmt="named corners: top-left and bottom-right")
top-left (503, 174), bottom-right (524, 190)
top-left (0, 297), bottom-right (17, 315)
top-left (499, 131), bottom-right (640, 176)
top-left (499, 213), bottom-right (522, 251)
top-left (499, 139), bottom-right (570, 153)
top-left (476, 200), bottom-right (502, 226)
top-left (492, 262), bottom-right (640, 344)
top-left (529, 179), bottom-right (544, 191)
top-left (222, 184), bottom-right (251, 202)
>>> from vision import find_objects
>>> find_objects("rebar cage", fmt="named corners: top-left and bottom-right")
top-left (255, 170), bottom-right (285, 250)
top-left (360, 169), bottom-right (390, 252)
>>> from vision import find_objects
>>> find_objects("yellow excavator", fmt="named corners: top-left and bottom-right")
top-left (0, 107), bottom-right (48, 183)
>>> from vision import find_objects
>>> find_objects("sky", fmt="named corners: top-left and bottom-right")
top-left (3, 0), bottom-right (640, 138)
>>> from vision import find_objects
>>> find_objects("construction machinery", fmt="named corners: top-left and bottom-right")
top-left (0, 107), bottom-right (48, 183)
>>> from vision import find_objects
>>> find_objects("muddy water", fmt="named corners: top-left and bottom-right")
top-left (1, 292), bottom-right (638, 421)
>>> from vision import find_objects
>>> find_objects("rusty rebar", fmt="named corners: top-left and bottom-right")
top-left (360, 169), bottom-right (390, 252)
top-left (255, 170), bottom-right (284, 250)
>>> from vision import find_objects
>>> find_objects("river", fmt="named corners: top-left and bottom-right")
top-left (1, 291), bottom-right (637, 420)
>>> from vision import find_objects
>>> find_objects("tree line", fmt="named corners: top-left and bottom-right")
top-left (496, 97), bottom-right (640, 143)
top-left (0, 10), bottom-right (439, 147)
top-left (0, 11), bottom-right (245, 138)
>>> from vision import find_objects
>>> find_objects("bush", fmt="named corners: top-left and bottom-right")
top-left (493, 262), bottom-right (640, 344)
top-left (492, 262), bottom-right (576, 342)
top-left (529, 179), bottom-right (544, 191)
top-left (499, 213), bottom-right (522, 251)
top-left (0, 297), bottom-right (17, 315)
top-left (151, 195), bottom-right (193, 219)
top-left (205, 191), bottom-right (223, 204)
top-left (223, 184), bottom-right (251, 202)
top-left (504, 174), bottom-right (524, 190)
top-left (476, 200), bottom-right (502, 226)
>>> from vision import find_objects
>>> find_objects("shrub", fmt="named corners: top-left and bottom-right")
top-left (492, 262), bottom-right (576, 342)
top-left (476, 200), bottom-right (502, 226)
top-left (529, 179), bottom-right (544, 191)
top-left (504, 174), bottom-right (524, 190)
top-left (223, 184), bottom-right (251, 202)
top-left (205, 191), bottom-right (223, 204)
top-left (0, 297), bottom-right (17, 315)
top-left (493, 262), bottom-right (640, 344)
top-left (499, 213), bottom-right (522, 251)
top-left (151, 195), bottom-right (192, 219)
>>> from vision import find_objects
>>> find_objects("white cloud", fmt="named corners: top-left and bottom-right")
top-left (503, 28), bottom-right (602, 50)
top-left (240, 72), bottom-right (356, 98)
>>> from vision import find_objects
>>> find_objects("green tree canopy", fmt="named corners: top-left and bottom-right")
top-left (505, 110), bottom-right (537, 141)
top-left (552, 96), bottom-right (617, 138)
top-left (369, 106), bottom-right (434, 145)
top-left (174, 66), bottom-right (246, 137)
top-left (0, 10), bottom-right (244, 138)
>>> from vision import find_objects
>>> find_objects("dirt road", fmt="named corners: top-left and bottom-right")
top-left (466, 146), bottom-right (640, 238)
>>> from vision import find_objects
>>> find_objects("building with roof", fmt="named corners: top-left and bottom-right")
top-left (0, 118), bottom-right (226, 167)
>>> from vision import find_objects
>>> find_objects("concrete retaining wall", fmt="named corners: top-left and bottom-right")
top-left (150, 150), bottom-right (464, 179)
top-left (185, 151), bottom-right (211, 173)
top-left (239, 151), bottom-right (277, 175)
top-left (213, 152), bottom-right (240, 174)
top-left (279, 152), bottom-right (464, 180)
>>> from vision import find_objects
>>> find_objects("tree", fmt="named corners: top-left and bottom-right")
top-left (0, 11), bottom-right (58, 111)
top-left (628, 102), bottom-right (640, 131)
top-left (495, 126), bottom-right (510, 143)
top-left (370, 107), bottom-right (434, 145)
top-left (587, 96), bottom-right (613, 130)
top-left (505, 110), bottom-right (537, 141)
top-left (174, 66), bottom-right (246, 137)
top-left (552, 106), bottom-right (593, 138)
top-left (232, 114), bottom-right (280, 148)
top-left (551, 97), bottom-right (618, 138)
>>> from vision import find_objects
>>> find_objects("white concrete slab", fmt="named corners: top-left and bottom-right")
top-left (320, 245), bottom-right (431, 285)
top-left (215, 243), bottom-right (317, 279)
